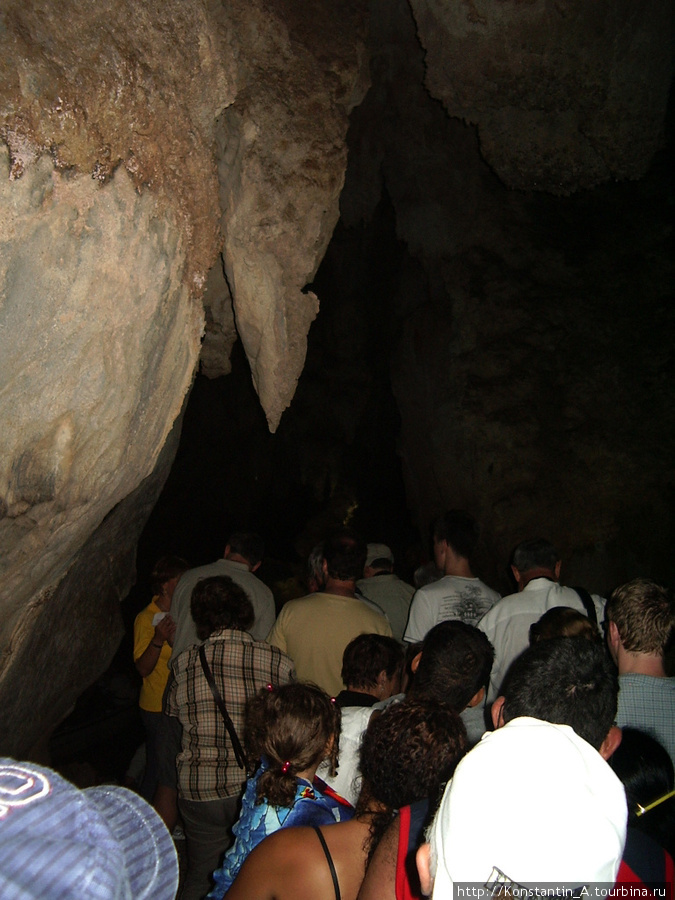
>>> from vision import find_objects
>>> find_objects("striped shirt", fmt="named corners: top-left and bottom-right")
top-left (167, 629), bottom-right (295, 801)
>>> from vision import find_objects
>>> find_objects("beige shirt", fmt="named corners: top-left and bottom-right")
top-left (267, 592), bottom-right (393, 697)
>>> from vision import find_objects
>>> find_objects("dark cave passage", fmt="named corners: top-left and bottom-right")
top-left (133, 189), bottom-right (423, 601)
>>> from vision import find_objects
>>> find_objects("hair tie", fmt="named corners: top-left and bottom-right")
top-left (281, 761), bottom-right (291, 774)
top-left (266, 684), bottom-right (274, 691)
top-left (330, 697), bottom-right (336, 704)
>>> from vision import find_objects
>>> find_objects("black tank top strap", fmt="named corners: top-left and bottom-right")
top-left (313, 825), bottom-right (341, 900)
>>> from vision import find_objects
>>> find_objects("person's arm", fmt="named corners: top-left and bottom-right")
top-left (134, 614), bottom-right (176, 678)
top-left (254, 590), bottom-right (277, 643)
top-left (402, 589), bottom-right (430, 643)
top-left (266, 607), bottom-right (289, 653)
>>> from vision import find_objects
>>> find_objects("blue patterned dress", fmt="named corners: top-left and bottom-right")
top-left (208, 760), bottom-right (353, 897)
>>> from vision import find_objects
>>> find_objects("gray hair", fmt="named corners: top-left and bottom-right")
top-left (511, 538), bottom-right (559, 574)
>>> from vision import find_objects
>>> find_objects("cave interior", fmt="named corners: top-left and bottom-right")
top-left (0, 0), bottom-right (673, 765)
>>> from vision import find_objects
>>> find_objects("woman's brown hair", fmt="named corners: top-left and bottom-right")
top-left (245, 683), bottom-right (341, 808)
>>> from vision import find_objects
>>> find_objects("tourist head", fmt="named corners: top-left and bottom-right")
top-left (358, 700), bottom-right (467, 858)
top-left (364, 543), bottom-right (394, 576)
top-left (609, 727), bottom-right (675, 856)
top-left (408, 620), bottom-right (494, 712)
top-left (432, 510), bottom-right (479, 563)
top-left (510, 538), bottom-right (561, 586)
top-left (419, 715), bottom-right (627, 897)
top-left (529, 606), bottom-right (600, 645)
top-left (306, 541), bottom-right (326, 593)
top-left (323, 527), bottom-right (367, 582)
top-left (245, 683), bottom-right (341, 807)
top-left (359, 701), bottom-right (467, 814)
top-left (226, 532), bottom-right (265, 569)
top-left (493, 636), bottom-right (619, 753)
top-left (149, 554), bottom-right (190, 597)
top-left (190, 575), bottom-right (255, 641)
top-left (605, 577), bottom-right (674, 657)
top-left (341, 633), bottom-right (404, 697)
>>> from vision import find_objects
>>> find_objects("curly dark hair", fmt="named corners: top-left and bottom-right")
top-left (245, 683), bottom-right (341, 808)
top-left (358, 700), bottom-right (467, 856)
top-left (190, 575), bottom-right (254, 641)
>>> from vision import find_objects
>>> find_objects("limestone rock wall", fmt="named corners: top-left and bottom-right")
top-left (0, 0), bottom-right (367, 755)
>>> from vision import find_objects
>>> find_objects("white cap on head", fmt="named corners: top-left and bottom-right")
top-left (365, 543), bottom-right (394, 567)
top-left (429, 718), bottom-right (627, 898)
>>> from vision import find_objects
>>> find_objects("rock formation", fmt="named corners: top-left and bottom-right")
top-left (410, 0), bottom-right (673, 194)
top-left (0, 0), bottom-right (367, 755)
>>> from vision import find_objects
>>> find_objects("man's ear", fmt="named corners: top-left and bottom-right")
top-left (411, 651), bottom-right (423, 674)
top-left (599, 725), bottom-right (622, 761)
top-left (554, 560), bottom-right (562, 580)
top-left (607, 620), bottom-right (621, 647)
top-left (511, 564), bottom-right (522, 586)
top-left (467, 686), bottom-right (485, 709)
top-left (491, 695), bottom-right (506, 730)
top-left (224, 544), bottom-right (231, 559)
top-left (416, 842), bottom-right (433, 897)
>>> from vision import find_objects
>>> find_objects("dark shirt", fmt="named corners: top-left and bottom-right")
top-left (334, 689), bottom-right (378, 709)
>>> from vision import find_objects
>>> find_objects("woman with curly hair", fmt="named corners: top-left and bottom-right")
top-left (223, 699), bottom-right (468, 900)
top-left (208, 682), bottom-right (351, 899)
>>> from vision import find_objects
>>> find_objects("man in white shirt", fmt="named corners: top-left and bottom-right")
top-left (403, 510), bottom-right (500, 643)
top-left (170, 532), bottom-right (276, 660)
top-left (478, 538), bottom-right (604, 701)
top-left (418, 638), bottom-right (626, 899)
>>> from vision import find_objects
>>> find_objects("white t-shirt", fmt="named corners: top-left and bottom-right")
top-left (404, 575), bottom-right (500, 643)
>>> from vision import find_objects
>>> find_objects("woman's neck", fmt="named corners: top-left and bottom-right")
top-left (294, 764), bottom-right (319, 783)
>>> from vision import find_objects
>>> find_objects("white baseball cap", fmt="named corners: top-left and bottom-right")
top-left (428, 717), bottom-right (627, 897)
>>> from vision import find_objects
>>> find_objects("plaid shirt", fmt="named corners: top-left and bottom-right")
top-left (167, 629), bottom-right (295, 801)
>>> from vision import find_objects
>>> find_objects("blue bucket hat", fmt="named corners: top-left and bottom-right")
top-left (0, 758), bottom-right (179, 899)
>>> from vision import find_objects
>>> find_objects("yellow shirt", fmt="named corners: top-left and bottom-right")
top-left (133, 597), bottom-right (172, 712)
top-left (267, 592), bottom-right (392, 697)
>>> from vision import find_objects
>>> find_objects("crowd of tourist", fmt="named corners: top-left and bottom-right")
top-left (2, 512), bottom-right (673, 900)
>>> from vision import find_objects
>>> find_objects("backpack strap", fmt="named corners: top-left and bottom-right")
top-left (572, 586), bottom-right (598, 625)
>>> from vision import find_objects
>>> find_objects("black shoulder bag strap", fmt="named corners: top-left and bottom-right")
top-left (198, 644), bottom-right (246, 769)
top-left (572, 586), bottom-right (598, 626)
